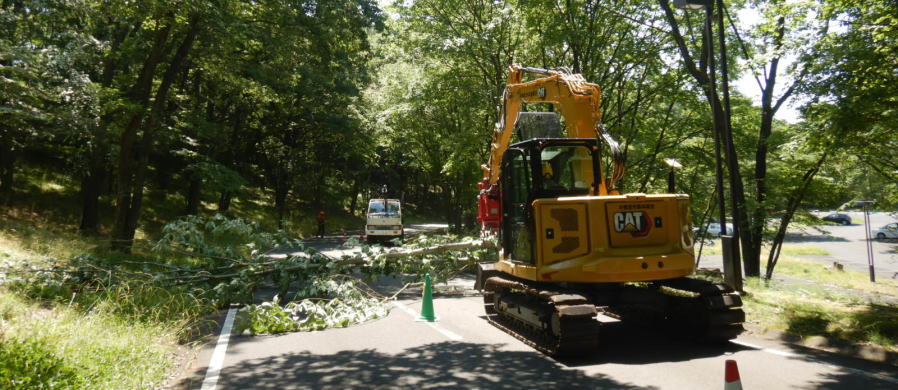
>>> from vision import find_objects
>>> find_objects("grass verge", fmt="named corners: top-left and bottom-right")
top-left (741, 256), bottom-right (898, 352)
top-left (742, 277), bottom-right (898, 352)
top-left (0, 291), bottom-right (177, 389)
top-left (1, 208), bottom-right (214, 389)
top-left (772, 256), bottom-right (898, 297)
top-left (698, 242), bottom-right (831, 257)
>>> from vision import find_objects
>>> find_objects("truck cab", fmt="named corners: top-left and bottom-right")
top-left (365, 198), bottom-right (403, 244)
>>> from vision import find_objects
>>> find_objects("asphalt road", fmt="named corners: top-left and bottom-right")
top-left (176, 223), bottom-right (898, 390)
top-left (180, 281), bottom-right (898, 389)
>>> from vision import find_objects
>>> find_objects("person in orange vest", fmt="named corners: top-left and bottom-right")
top-left (316, 210), bottom-right (326, 238)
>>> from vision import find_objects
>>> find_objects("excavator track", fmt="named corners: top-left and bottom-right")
top-left (483, 276), bottom-right (599, 357)
top-left (657, 277), bottom-right (745, 343)
top-left (479, 273), bottom-right (744, 357)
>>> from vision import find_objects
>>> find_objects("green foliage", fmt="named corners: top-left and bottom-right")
top-left (1, 214), bottom-right (488, 337)
top-left (154, 213), bottom-right (300, 259)
top-left (0, 335), bottom-right (84, 390)
top-left (228, 226), bottom-right (494, 334)
top-left (234, 282), bottom-right (390, 335)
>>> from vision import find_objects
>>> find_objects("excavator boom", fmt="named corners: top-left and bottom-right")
top-left (477, 65), bottom-right (624, 231)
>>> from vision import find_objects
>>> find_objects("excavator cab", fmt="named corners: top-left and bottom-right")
top-left (499, 138), bottom-right (600, 264)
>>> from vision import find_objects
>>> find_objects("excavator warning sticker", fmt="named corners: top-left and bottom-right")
top-left (613, 211), bottom-right (652, 237)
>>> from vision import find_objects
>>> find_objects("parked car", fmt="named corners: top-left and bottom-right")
top-left (822, 213), bottom-right (852, 225)
top-left (874, 223), bottom-right (898, 240)
top-left (694, 222), bottom-right (734, 238)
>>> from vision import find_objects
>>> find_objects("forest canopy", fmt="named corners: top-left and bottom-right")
top-left (1, 0), bottom-right (895, 260)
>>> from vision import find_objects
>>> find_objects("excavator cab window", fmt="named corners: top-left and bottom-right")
top-left (537, 144), bottom-right (596, 197)
top-left (500, 148), bottom-right (533, 264)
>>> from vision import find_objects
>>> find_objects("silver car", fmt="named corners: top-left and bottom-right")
top-left (694, 222), bottom-right (734, 238)
top-left (873, 223), bottom-right (898, 240)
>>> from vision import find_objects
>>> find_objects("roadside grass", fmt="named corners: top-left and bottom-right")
top-left (778, 245), bottom-right (830, 256)
top-left (697, 243), bottom-right (830, 257)
top-left (741, 277), bottom-right (898, 351)
top-left (1, 205), bottom-right (215, 388)
top-left (772, 256), bottom-right (898, 297)
top-left (0, 291), bottom-right (176, 389)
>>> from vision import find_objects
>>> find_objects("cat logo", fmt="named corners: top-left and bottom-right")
top-left (613, 211), bottom-right (651, 237)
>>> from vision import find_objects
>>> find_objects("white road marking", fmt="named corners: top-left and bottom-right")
top-left (392, 300), bottom-right (463, 341)
top-left (730, 339), bottom-right (898, 385)
top-left (200, 307), bottom-right (237, 390)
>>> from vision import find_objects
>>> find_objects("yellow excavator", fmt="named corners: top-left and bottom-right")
top-left (475, 65), bottom-right (744, 356)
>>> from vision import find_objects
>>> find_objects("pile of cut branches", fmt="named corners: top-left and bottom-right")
top-left (2, 215), bottom-right (496, 334)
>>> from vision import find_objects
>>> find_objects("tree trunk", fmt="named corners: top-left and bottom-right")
top-left (0, 133), bottom-right (15, 198)
top-left (111, 22), bottom-right (173, 252)
top-left (185, 179), bottom-right (201, 215)
top-left (659, 0), bottom-right (756, 276)
top-left (113, 16), bottom-right (200, 252)
top-left (218, 191), bottom-right (232, 212)
top-left (274, 181), bottom-right (289, 229)
top-left (765, 151), bottom-right (828, 279)
top-left (348, 177), bottom-right (360, 215)
top-left (80, 21), bottom-right (131, 234)
top-left (749, 15), bottom-right (791, 277)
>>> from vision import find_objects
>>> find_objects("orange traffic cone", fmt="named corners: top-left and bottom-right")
top-left (724, 359), bottom-right (743, 390)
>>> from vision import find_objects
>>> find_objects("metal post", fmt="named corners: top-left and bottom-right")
top-left (721, 235), bottom-right (742, 292)
top-left (855, 200), bottom-right (876, 282)
top-left (864, 205), bottom-right (876, 282)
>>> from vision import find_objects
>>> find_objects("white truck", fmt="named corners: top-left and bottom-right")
top-left (365, 198), bottom-right (403, 244)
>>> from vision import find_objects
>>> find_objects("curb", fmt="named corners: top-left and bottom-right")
top-left (744, 323), bottom-right (898, 367)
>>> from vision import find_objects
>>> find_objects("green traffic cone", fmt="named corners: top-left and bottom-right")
top-left (417, 273), bottom-right (438, 322)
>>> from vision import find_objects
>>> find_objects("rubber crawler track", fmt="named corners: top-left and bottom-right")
top-left (481, 275), bottom-right (744, 356)
top-left (483, 276), bottom-right (599, 357)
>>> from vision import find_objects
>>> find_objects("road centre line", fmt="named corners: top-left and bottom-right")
top-left (392, 300), bottom-right (463, 341)
top-left (200, 307), bottom-right (237, 390)
top-left (730, 339), bottom-right (898, 385)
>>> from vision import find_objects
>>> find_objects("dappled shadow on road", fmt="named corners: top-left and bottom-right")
top-left (558, 324), bottom-right (751, 367)
top-left (805, 371), bottom-right (897, 390)
top-left (767, 339), bottom-right (898, 389)
top-left (177, 342), bottom-right (656, 390)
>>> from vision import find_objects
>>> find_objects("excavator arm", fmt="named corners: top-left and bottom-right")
top-left (477, 65), bottom-right (625, 231)
top-left (481, 65), bottom-right (624, 193)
